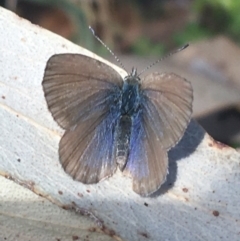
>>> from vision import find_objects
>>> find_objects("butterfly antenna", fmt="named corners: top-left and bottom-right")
top-left (138, 44), bottom-right (189, 76)
top-left (89, 26), bottom-right (127, 72)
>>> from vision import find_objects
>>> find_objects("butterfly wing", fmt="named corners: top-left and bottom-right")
top-left (42, 54), bottom-right (123, 129)
top-left (42, 54), bottom-right (123, 183)
top-left (125, 112), bottom-right (168, 196)
top-left (125, 72), bottom-right (192, 196)
top-left (59, 109), bottom-right (119, 183)
top-left (141, 72), bottom-right (193, 150)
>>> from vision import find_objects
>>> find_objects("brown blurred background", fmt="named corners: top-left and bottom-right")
top-left (1, 0), bottom-right (240, 148)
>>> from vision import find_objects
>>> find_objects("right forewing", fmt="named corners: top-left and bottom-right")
top-left (42, 54), bottom-right (123, 129)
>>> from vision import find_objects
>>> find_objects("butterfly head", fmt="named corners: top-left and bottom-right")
top-left (124, 68), bottom-right (141, 84)
top-left (130, 67), bottom-right (137, 77)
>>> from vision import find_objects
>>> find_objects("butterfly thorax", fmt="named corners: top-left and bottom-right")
top-left (120, 68), bottom-right (141, 116)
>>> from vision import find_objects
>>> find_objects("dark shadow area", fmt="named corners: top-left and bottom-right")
top-left (196, 105), bottom-right (240, 146)
top-left (150, 119), bottom-right (205, 197)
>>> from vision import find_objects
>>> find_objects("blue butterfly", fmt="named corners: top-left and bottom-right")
top-left (42, 51), bottom-right (193, 196)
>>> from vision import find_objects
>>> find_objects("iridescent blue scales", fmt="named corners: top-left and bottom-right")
top-left (42, 54), bottom-right (193, 196)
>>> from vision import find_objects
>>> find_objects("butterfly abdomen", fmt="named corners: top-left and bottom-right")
top-left (115, 115), bottom-right (132, 170)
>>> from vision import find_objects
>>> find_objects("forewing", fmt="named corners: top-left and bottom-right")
top-left (141, 72), bottom-right (193, 150)
top-left (42, 54), bottom-right (123, 129)
top-left (59, 108), bottom-right (119, 183)
top-left (124, 113), bottom-right (168, 196)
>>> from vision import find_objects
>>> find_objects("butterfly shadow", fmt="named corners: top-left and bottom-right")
top-left (150, 119), bottom-right (205, 197)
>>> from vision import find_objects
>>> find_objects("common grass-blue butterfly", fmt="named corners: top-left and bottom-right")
top-left (42, 35), bottom-right (193, 197)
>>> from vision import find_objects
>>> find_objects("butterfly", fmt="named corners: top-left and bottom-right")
top-left (42, 49), bottom-right (193, 197)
